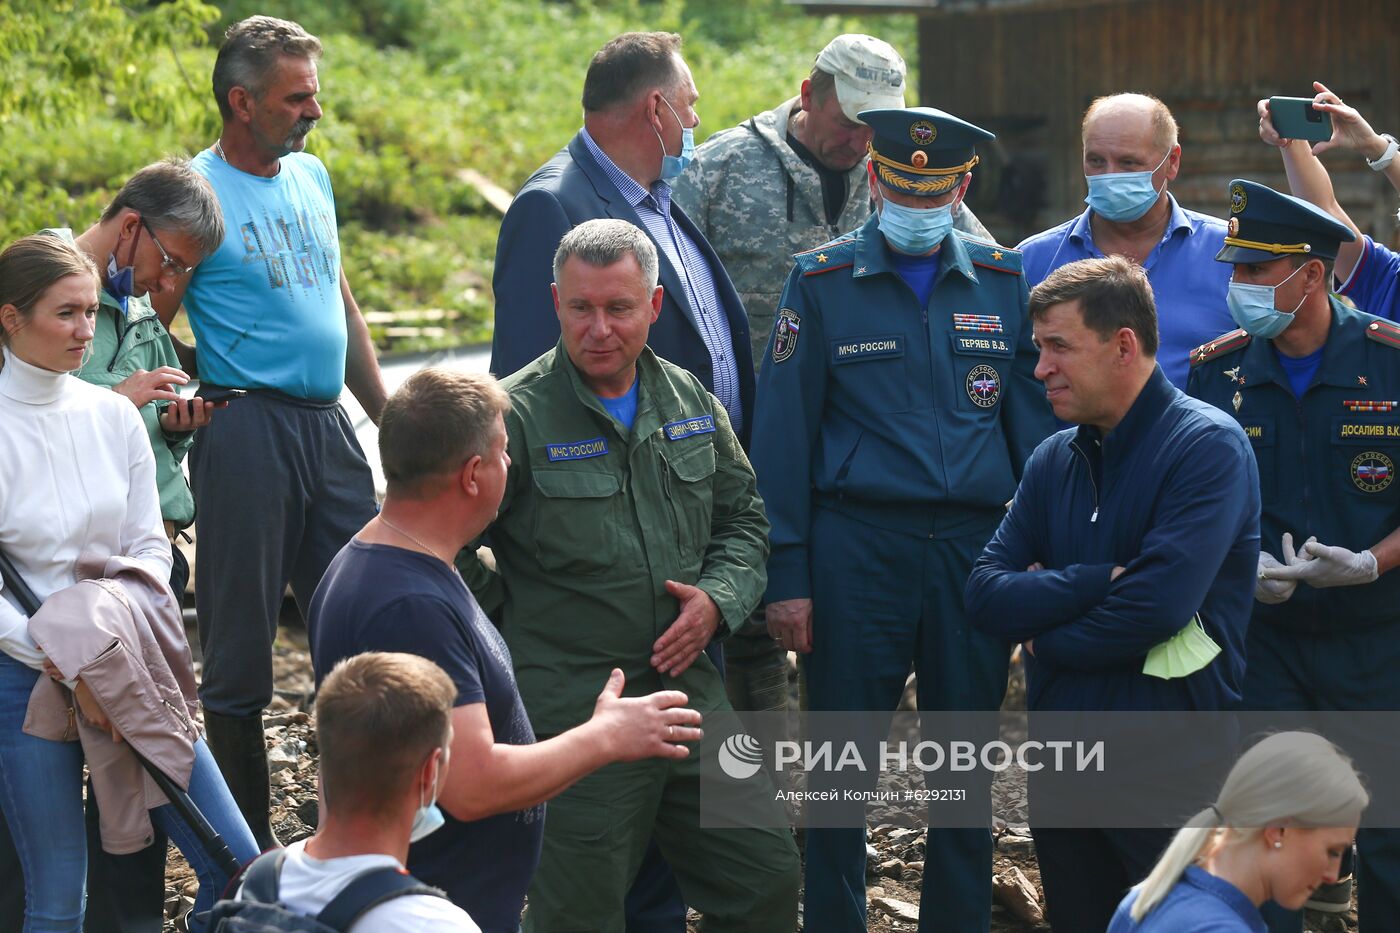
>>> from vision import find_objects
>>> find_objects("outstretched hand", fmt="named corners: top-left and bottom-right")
top-left (591, 669), bottom-right (702, 761)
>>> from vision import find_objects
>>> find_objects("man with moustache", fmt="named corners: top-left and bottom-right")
top-left (151, 15), bottom-right (386, 851)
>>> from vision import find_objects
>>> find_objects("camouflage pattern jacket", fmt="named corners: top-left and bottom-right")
top-left (674, 96), bottom-right (991, 367)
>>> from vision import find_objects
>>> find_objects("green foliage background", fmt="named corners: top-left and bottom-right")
top-left (1, 0), bottom-right (914, 351)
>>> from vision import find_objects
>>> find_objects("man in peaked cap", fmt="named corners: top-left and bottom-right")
top-left (749, 107), bottom-right (1056, 932)
top-left (1187, 179), bottom-right (1400, 932)
top-left (673, 34), bottom-right (993, 720)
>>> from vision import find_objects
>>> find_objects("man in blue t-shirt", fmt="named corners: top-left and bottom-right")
top-left (151, 16), bottom-right (388, 850)
top-left (309, 368), bottom-right (703, 932)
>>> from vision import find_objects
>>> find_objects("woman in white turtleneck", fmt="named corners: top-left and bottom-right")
top-left (0, 235), bottom-right (257, 932)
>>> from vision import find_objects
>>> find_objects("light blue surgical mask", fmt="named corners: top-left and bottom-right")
top-left (1084, 149), bottom-right (1171, 222)
top-left (878, 199), bottom-right (955, 255)
top-left (409, 753), bottom-right (447, 843)
top-left (655, 97), bottom-right (696, 182)
top-left (105, 249), bottom-right (137, 317)
top-left (1226, 263), bottom-right (1308, 339)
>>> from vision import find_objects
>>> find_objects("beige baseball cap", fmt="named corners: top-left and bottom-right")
top-left (814, 34), bottom-right (906, 124)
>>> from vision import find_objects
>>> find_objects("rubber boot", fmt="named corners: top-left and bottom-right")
top-left (202, 709), bottom-right (279, 851)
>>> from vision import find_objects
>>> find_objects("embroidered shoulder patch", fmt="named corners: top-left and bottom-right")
top-left (545, 437), bottom-right (609, 462)
top-left (772, 308), bottom-right (801, 363)
top-left (664, 415), bottom-right (716, 441)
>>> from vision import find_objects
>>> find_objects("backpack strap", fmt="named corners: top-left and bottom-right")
top-left (237, 850), bottom-right (289, 905)
top-left (315, 866), bottom-right (446, 931)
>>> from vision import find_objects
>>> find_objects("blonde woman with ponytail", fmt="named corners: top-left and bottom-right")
top-left (1109, 732), bottom-right (1367, 930)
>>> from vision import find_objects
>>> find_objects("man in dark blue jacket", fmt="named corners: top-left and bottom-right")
top-left (490, 31), bottom-right (753, 443)
top-left (965, 255), bottom-right (1259, 931)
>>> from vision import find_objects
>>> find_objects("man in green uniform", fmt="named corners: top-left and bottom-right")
top-left (460, 218), bottom-right (799, 932)
top-left (1186, 179), bottom-right (1400, 932)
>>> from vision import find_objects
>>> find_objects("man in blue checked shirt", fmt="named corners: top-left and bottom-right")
top-left (490, 31), bottom-right (753, 444)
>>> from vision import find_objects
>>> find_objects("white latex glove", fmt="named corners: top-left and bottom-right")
top-left (1259, 536), bottom-right (1378, 588)
top-left (1255, 551), bottom-right (1297, 604)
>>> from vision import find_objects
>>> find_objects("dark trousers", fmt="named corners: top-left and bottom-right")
top-left (801, 509), bottom-right (1009, 933)
top-left (1245, 618), bottom-right (1400, 933)
top-left (189, 390), bottom-right (376, 716)
top-left (1032, 827), bottom-right (1173, 932)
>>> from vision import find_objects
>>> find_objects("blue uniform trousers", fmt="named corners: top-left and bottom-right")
top-left (802, 507), bottom-right (1008, 932)
top-left (1246, 618), bottom-right (1400, 933)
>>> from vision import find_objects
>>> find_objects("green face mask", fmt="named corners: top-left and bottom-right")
top-left (1142, 613), bottom-right (1222, 680)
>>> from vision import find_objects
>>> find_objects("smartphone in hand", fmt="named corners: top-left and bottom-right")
top-left (1269, 96), bottom-right (1333, 143)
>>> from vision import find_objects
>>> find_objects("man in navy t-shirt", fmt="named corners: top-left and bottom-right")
top-left (308, 369), bottom-right (703, 932)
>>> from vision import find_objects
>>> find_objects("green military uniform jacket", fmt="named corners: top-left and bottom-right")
top-left (460, 342), bottom-right (769, 735)
top-left (674, 97), bottom-right (992, 368)
top-left (50, 228), bottom-right (195, 526)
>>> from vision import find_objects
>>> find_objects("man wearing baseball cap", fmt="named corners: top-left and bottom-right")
top-left (750, 107), bottom-right (1055, 932)
top-left (674, 41), bottom-right (991, 720)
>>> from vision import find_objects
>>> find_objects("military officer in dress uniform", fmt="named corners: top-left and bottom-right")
top-left (1187, 179), bottom-right (1400, 933)
top-left (749, 107), bottom-right (1056, 933)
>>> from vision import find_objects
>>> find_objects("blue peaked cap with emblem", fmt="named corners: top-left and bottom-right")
top-left (1217, 178), bottom-right (1356, 265)
top-left (860, 106), bottom-right (994, 199)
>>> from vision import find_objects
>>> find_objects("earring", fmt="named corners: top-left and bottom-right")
top-left (1273, 841), bottom-right (1283, 849)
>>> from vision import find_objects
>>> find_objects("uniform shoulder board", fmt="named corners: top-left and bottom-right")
top-left (793, 237), bottom-right (856, 276)
top-left (959, 235), bottom-right (1023, 275)
top-left (1364, 317), bottom-right (1400, 350)
top-left (1190, 328), bottom-right (1252, 367)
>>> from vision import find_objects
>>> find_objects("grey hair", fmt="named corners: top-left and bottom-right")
top-left (212, 16), bottom-right (322, 121)
top-left (1130, 731), bottom-right (1368, 921)
top-left (552, 219), bottom-right (659, 290)
top-left (101, 159), bottom-right (225, 259)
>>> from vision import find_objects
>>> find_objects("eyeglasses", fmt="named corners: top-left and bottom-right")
top-left (141, 220), bottom-right (196, 276)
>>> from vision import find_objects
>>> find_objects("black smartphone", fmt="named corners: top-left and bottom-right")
top-left (198, 388), bottom-right (248, 404)
top-left (1269, 96), bottom-right (1334, 143)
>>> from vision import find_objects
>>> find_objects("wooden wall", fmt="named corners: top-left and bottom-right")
top-left (915, 0), bottom-right (1400, 246)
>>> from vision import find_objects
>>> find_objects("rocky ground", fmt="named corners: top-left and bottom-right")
top-left (158, 626), bottom-right (1357, 932)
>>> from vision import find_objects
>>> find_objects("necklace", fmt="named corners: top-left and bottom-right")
top-left (212, 139), bottom-right (228, 163)
top-left (378, 515), bottom-right (444, 563)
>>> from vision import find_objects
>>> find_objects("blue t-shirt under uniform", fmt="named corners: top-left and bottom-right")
top-left (186, 149), bottom-right (348, 400)
top-left (1018, 196), bottom-right (1235, 388)
top-left (1274, 344), bottom-right (1324, 399)
top-left (595, 378), bottom-right (640, 432)
top-left (308, 540), bottom-right (543, 933)
top-left (891, 250), bottom-right (940, 309)
top-left (1109, 866), bottom-right (1267, 931)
